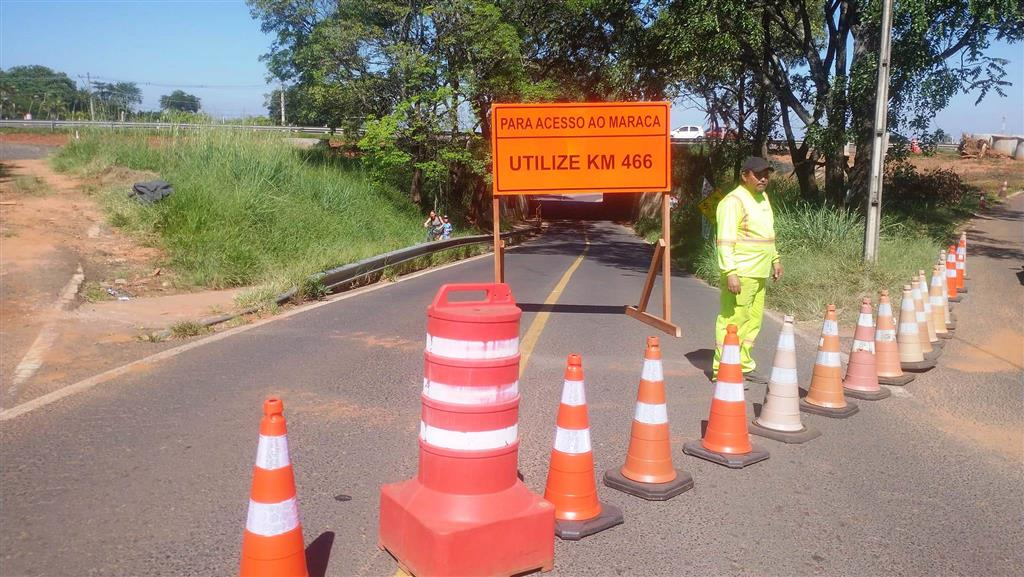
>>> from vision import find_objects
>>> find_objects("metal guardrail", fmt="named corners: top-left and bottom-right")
top-left (0, 119), bottom-right (333, 134)
top-left (148, 225), bottom-right (540, 339)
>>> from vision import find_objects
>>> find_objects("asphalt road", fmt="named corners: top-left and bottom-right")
top-left (1, 200), bottom-right (1021, 577)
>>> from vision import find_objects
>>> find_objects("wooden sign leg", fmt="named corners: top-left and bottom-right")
top-left (493, 196), bottom-right (504, 283)
top-left (625, 192), bottom-right (680, 337)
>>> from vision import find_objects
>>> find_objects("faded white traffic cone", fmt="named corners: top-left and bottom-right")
top-left (749, 316), bottom-right (820, 443)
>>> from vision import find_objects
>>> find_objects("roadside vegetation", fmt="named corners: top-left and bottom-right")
top-left (50, 130), bottom-right (428, 299)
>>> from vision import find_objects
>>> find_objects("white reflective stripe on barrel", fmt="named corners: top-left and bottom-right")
top-left (425, 334), bottom-right (519, 359)
top-left (246, 497), bottom-right (299, 537)
top-left (822, 320), bottom-right (839, 336)
top-left (255, 434), bottom-right (290, 471)
top-left (899, 322), bottom-right (919, 334)
top-left (641, 359), bottom-right (663, 382)
top-left (770, 366), bottom-right (798, 384)
top-left (816, 351), bottom-right (841, 367)
top-left (713, 381), bottom-right (745, 402)
top-left (721, 344), bottom-right (741, 365)
top-left (876, 329), bottom-right (897, 342)
top-left (553, 426), bottom-right (591, 454)
top-left (561, 379), bottom-right (586, 406)
top-left (420, 422), bottom-right (517, 450)
top-left (858, 313), bottom-right (874, 328)
top-left (852, 340), bottom-right (875, 354)
top-left (633, 401), bottom-right (668, 425)
top-left (777, 332), bottom-right (795, 351)
top-left (422, 378), bottom-right (519, 405)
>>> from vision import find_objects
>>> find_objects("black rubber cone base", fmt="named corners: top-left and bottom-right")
top-left (958, 286), bottom-right (968, 293)
top-left (948, 295), bottom-right (962, 303)
top-left (843, 386), bottom-right (892, 400)
top-left (878, 373), bottom-right (915, 386)
top-left (946, 322), bottom-right (957, 331)
top-left (923, 348), bottom-right (942, 361)
top-left (799, 398), bottom-right (860, 418)
top-left (938, 332), bottom-right (954, 340)
top-left (603, 467), bottom-right (693, 501)
top-left (682, 440), bottom-right (769, 469)
top-left (902, 359), bottom-right (936, 372)
top-left (749, 421), bottom-right (821, 444)
top-left (554, 502), bottom-right (623, 541)
top-left (931, 339), bottom-right (946, 349)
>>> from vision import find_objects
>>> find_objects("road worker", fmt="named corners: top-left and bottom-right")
top-left (712, 156), bottom-right (783, 384)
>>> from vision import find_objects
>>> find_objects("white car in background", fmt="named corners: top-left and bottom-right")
top-left (670, 125), bottom-right (705, 140)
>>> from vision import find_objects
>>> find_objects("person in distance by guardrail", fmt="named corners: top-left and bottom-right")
top-left (424, 210), bottom-right (443, 241)
top-left (712, 157), bottom-right (783, 385)
top-left (441, 215), bottom-right (453, 240)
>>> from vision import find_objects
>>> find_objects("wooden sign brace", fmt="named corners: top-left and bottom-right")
top-left (625, 192), bottom-right (681, 337)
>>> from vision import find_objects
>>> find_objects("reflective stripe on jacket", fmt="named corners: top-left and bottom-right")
top-left (715, 184), bottom-right (779, 278)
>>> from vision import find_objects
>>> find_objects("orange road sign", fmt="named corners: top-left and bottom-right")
top-left (491, 102), bottom-right (671, 196)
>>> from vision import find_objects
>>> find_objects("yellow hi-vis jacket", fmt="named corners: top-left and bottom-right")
top-left (715, 183), bottom-right (779, 278)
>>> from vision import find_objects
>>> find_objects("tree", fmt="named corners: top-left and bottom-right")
top-left (159, 90), bottom-right (201, 113)
top-left (658, 0), bottom-right (1023, 205)
top-left (0, 65), bottom-right (82, 119)
top-left (91, 81), bottom-right (142, 119)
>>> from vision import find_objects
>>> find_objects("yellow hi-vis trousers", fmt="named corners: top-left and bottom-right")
top-left (713, 275), bottom-right (766, 376)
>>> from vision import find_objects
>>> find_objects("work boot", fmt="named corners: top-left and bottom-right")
top-left (743, 370), bottom-right (769, 385)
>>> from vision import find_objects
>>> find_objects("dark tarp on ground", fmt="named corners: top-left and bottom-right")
top-left (130, 180), bottom-right (173, 204)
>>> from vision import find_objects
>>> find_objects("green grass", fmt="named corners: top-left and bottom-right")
top-left (673, 179), bottom-right (960, 323)
top-left (51, 130), bottom-right (426, 291)
top-left (9, 175), bottom-right (51, 196)
top-left (169, 320), bottom-right (209, 339)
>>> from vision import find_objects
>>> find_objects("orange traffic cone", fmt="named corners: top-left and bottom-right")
top-left (898, 285), bottom-right (935, 372)
top-left (874, 290), bottom-right (915, 386)
top-left (911, 277), bottom-right (939, 362)
top-left (749, 315), bottom-right (821, 443)
top-left (918, 271), bottom-right (944, 352)
top-left (544, 354), bottom-right (623, 540)
top-left (604, 337), bottom-right (694, 500)
top-left (930, 265), bottom-right (951, 339)
top-left (240, 398), bottom-right (308, 577)
top-left (956, 233), bottom-right (968, 291)
top-left (683, 325), bottom-right (769, 468)
top-left (938, 251), bottom-right (957, 332)
top-left (946, 245), bottom-right (962, 302)
top-left (842, 298), bottom-right (891, 401)
top-left (800, 305), bottom-right (859, 418)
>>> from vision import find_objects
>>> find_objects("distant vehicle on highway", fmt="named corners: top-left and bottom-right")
top-left (705, 127), bottom-right (738, 140)
top-left (670, 125), bottom-right (705, 140)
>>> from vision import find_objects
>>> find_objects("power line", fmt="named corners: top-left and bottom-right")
top-left (77, 74), bottom-right (269, 90)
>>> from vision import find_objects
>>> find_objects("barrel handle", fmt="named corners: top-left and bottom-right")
top-left (431, 283), bottom-right (514, 308)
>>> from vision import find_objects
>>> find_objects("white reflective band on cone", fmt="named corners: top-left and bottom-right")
top-left (957, 261), bottom-right (964, 269)
top-left (255, 435), bottom-right (290, 471)
top-left (420, 422), bottom-right (518, 450)
top-left (770, 366), bottom-right (798, 384)
top-left (946, 269), bottom-right (956, 277)
top-left (422, 378), bottom-right (518, 405)
top-left (876, 329), bottom-right (897, 342)
top-left (899, 323), bottom-right (919, 334)
top-left (822, 320), bottom-right (839, 336)
top-left (816, 351), bottom-right (842, 367)
top-left (878, 303), bottom-right (893, 316)
top-left (916, 312), bottom-right (927, 322)
top-left (852, 340), bottom-right (875, 354)
top-left (554, 426), bottom-right (592, 454)
top-left (425, 335), bottom-right (519, 359)
top-left (777, 333), bottom-right (795, 351)
top-left (246, 497), bottom-right (299, 537)
top-left (561, 379), bottom-right (586, 406)
top-left (858, 313), bottom-right (874, 327)
top-left (641, 359), bottom-right (663, 382)
top-left (714, 381), bottom-right (746, 402)
top-left (721, 345), bottom-right (741, 365)
top-left (930, 297), bottom-right (943, 306)
top-left (633, 401), bottom-right (668, 424)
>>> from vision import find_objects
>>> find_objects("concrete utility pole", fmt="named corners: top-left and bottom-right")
top-left (280, 83), bottom-right (286, 125)
top-left (863, 0), bottom-right (894, 262)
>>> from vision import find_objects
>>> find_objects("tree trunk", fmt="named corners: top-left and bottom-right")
top-left (410, 167), bottom-right (423, 206)
top-left (781, 101), bottom-right (819, 200)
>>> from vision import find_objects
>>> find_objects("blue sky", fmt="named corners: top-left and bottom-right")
top-left (1, 0), bottom-right (1021, 134)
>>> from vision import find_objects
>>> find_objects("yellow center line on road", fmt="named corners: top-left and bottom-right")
top-left (519, 232), bottom-right (590, 377)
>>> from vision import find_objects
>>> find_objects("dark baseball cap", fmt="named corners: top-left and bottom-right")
top-left (741, 156), bottom-right (774, 173)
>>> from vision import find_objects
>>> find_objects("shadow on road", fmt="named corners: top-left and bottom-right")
top-left (684, 348), bottom-right (715, 381)
top-left (306, 531), bottom-right (335, 577)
